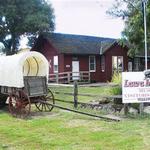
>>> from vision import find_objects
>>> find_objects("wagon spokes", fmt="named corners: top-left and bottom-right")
top-left (8, 90), bottom-right (31, 118)
top-left (35, 89), bottom-right (55, 112)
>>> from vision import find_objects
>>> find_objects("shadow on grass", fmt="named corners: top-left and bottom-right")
top-left (0, 104), bottom-right (60, 120)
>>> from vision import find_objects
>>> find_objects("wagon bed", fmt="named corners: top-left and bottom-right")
top-left (24, 76), bottom-right (47, 97)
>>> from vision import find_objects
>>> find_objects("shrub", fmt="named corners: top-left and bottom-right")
top-left (111, 72), bottom-right (122, 85)
top-left (110, 86), bottom-right (122, 95)
top-left (110, 72), bottom-right (122, 97)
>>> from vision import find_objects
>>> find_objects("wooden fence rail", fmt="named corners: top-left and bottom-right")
top-left (49, 81), bottom-right (128, 115)
top-left (49, 71), bottom-right (90, 84)
top-left (49, 81), bottom-right (148, 117)
top-left (53, 91), bottom-right (122, 98)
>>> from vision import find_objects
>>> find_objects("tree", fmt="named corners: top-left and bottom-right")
top-left (107, 0), bottom-right (150, 57)
top-left (0, 0), bottom-right (55, 54)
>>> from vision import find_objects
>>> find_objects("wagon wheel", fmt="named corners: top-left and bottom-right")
top-left (35, 89), bottom-right (55, 112)
top-left (8, 90), bottom-right (31, 118)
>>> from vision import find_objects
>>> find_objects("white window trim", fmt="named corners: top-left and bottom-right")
top-left (89, 56), bottom-right (96, 72)
top-left (101, 55), bottom-right (105, 72)
top-left (112, 56), bottom-right (124, 73)
top-left (53, 55), bottom-right (58, 73)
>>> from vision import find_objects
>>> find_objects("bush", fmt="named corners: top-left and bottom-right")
top-left (111, 72), bottom-right (122, 85)
top-left (110, 72), bottom-right (122, 98)
top-left (110, 86), bottom-right (122, 95)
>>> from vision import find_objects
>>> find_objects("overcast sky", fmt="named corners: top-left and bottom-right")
top-left (49, 0), bottom-right (125, 38)
top-left (20, 0), bottom-right (124, 48)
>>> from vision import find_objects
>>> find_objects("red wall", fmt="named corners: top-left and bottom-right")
top-left (33, 39), bottom-right (128, 82)
top-left (63, 55), bottom-right (89, 72)
top-left (63, 54), bottom-right (107, 82)
top-left (103, 44), bottom-right (128, 81)
top-left (62, 44), bottom-right (128, 82)
top-left (32, 40), bottom-right (64, 74)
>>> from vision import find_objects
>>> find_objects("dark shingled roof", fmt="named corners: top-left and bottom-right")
top-left (100, 40), bottom-right (116, 54)
top-left (43, 33), bottom-right (116, 55)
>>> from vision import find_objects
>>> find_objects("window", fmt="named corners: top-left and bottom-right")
top-left (112, 56), bottom-right (123, 73)
top-left (53, 56), bottom-right (58, 73)
top-left (128, 61), bottom-right (132, 72)
top-left (134, 58), bottom-right (140, 71)
top-left (101, 55), bottom-right (105, 72)
top-left (89, 56), bottom-right (96, 72)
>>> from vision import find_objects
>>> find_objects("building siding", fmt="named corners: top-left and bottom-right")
top-left (32, 35), bottom-right (129, 82)
top-left (104, 44), bottom-right (128, 81)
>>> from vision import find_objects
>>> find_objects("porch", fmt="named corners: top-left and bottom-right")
top-left (49, 71), bottom-right (90, 84)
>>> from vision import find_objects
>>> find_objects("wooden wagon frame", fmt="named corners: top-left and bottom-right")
top-left (0, 51), bottom-right (55, 118)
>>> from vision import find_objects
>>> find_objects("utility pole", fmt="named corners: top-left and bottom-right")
top-left (140, 0), bottom-right (148, 115)
top-left (142, 0), bottom-right (148, 70)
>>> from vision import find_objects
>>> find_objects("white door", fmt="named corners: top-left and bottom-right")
top-left (72, 61), bottom-right (79, 80)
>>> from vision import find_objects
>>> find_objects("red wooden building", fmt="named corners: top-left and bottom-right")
top-left (32, 33), bottom-right (129, 82)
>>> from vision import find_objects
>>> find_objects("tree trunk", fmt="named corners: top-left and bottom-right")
top-left (0, 94), bottom-right (7, 108)
top-left (11, 35), bottom-right (17, 54)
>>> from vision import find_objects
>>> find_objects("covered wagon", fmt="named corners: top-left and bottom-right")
top-left (0, 51), bottom-right (55, 117)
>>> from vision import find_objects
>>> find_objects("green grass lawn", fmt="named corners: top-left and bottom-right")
top-left (0, 85), bottom-right (149, 150)
top-left (0, 108), bottom-right (150, 150)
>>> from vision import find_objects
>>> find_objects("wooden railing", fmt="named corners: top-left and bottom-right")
top-left (49, 71), bottom-right (90, 83)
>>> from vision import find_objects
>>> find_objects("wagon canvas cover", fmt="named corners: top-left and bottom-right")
top-left (0, 51), bottom-right (49, 88)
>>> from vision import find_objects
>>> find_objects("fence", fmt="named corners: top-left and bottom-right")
top-left (48, 82), bottom-right (125, 115)
top-left (49, 71), bottom-right (90, 84)
top-left (49, 81), bottom-right (150, 117)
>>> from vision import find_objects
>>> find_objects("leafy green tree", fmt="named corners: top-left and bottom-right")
top-left (107, 0), bottom-right (150, 57)
top-left (0, 0), bottom-right (55, 54)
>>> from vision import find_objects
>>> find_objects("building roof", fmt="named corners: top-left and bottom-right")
top-left (39, 33), bottom-right (116, 55)
top-left (100, 40), bottom-right (116, 54)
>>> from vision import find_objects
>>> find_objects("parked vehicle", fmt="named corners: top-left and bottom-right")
top-left (0, 51), bottom-right (55, 118)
